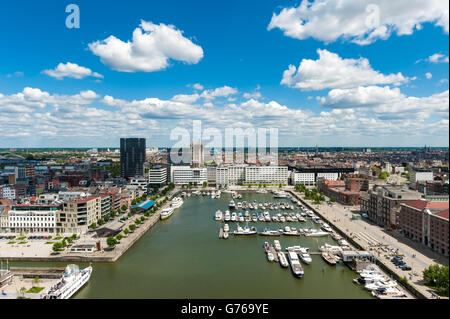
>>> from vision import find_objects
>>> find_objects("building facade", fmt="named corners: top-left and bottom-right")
top-left (360, 185), bottom-right (425, 227)
top-left (8, 205), bottom-right (59, 234)
top-left (398, 200), bottom-right (449, 256)
top-left (148, 165), bottom-right (167, 188)
top-left (120, 138), bottom-right (146, 179)
top-left (58, 196), bottom-right (101, 234)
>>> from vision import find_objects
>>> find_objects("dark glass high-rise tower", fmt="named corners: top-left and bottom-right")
top-left (120, 138), bottom-right (146, 178)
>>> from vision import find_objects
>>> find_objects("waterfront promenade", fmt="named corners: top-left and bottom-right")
top-left (289, 190), bottom-right (448, 299)
top-left (0, 188), bottom-right (180, 263)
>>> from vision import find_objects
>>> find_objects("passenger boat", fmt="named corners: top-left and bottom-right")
top-left (44, 264), bottom-right (92, 299)
top-left (278, 252), bottom-right (289, 268)
top-left (321, 252), bottom-right (338, 265)
top-left (160, 207), bottom-right (174, 220)
top-left (171, 197), bottom-right (184, 209)
top-left (273, 240), bottom-right (282, 251)
top-left (287, 251), bottom-right (304, 278)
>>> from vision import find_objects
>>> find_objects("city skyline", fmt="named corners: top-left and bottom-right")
top-left (0, 0), bottom-right (448, 148)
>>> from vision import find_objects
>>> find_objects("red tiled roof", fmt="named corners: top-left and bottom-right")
top-left (433, 209), bottom-right (449, 220)
top-left (405, 199), bottom-right (449, 211)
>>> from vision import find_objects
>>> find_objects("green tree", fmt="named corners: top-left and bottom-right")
top-left (129, 224), bottom-right (136, 232)
top-left (202, 181), bottom-right (208, 188)
top-left (32, 276), bottom-right (40, 287)
top-left (89, 222), bottom-right (97, 229)
top-left (124, 228), bottom-right (130, 235)
top-left (106, 236), bottom-right (117, 248)
top-left (116, 234), bottom-right (123, 241)
top-left (52, 242), bottom-right (62, 252)
top-left (379, 171), bottom-right (390, 180)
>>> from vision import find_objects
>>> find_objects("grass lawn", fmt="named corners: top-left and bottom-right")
top-left (17, 236), bottom-right (27, 240)
top-left (18, 241), bottom-right (28, 244)
top-left (7, 241), bottom-right (16, 244)
top-left (45, 241), bottom-right (54, 244)
top-left (54, 237), bottom-right (63, 240)
top-left (26, 287), bottom-right (45, 293)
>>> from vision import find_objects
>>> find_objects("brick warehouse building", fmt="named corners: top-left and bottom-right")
top-left (398, 200), bottom-right (449, 257)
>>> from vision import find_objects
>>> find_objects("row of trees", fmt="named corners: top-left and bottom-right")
top-left (52, 234), bottom-right (78, 252)
top-left (295, 184), bottom-right (325, 204)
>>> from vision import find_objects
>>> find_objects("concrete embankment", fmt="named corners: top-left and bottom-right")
top-left (288, 190), bottom-right (427, 299)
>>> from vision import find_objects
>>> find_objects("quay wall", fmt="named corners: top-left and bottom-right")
top-left (288, 190), bottom-right (427, 299)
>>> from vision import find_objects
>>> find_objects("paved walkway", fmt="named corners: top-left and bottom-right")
top-left (293, 191), bottom-right (448, 299)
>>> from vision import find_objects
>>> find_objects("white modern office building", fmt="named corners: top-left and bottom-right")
top-left (7, 205), bottom-right (58, 234)
top-left (170, 166), bottom-right (207, 185)
top-left (216, 164), bottom-right (248, 186)
top-left (290, 172), bottom-right (315, 186)
top-left (148, 165), bottom-right (167, 187)
top-left (410, 168), bottom-right (434, 183)
top-left (244, 166), bottom-right (288, 185)
top-left (317, 172), bottom-right (339, 181)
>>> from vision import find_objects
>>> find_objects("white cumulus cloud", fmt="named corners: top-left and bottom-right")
top-left (43, 62), bottom-right (103, 80)
top-left (281, 49), bottom-right (409, 91)
top-left (88, 20), bottom-right (204, 72)
top-left (268, 0), bottom-right (449, 45)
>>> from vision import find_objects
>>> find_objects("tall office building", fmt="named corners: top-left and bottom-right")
top-left (190, 142), bottom-right (204, 167)
top-left (120, 138), bottom-right (146, 179)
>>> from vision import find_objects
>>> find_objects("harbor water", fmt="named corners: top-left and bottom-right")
top-left (11, 192), bottom-right (374, 299)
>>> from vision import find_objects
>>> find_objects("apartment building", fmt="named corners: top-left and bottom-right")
top-left (398, 200), bottom-right (449, 256)
top-left (58, 196), bottom-right (101, 234)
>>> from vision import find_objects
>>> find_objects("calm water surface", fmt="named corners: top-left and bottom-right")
top-left (12, 193), bottom-right (373, 299)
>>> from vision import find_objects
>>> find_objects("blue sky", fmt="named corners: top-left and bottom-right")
top-left (0, 0), bottom-right (448, 147)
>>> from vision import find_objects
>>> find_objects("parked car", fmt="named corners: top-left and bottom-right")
top-left (401, 265), bottom-right (412, 271)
